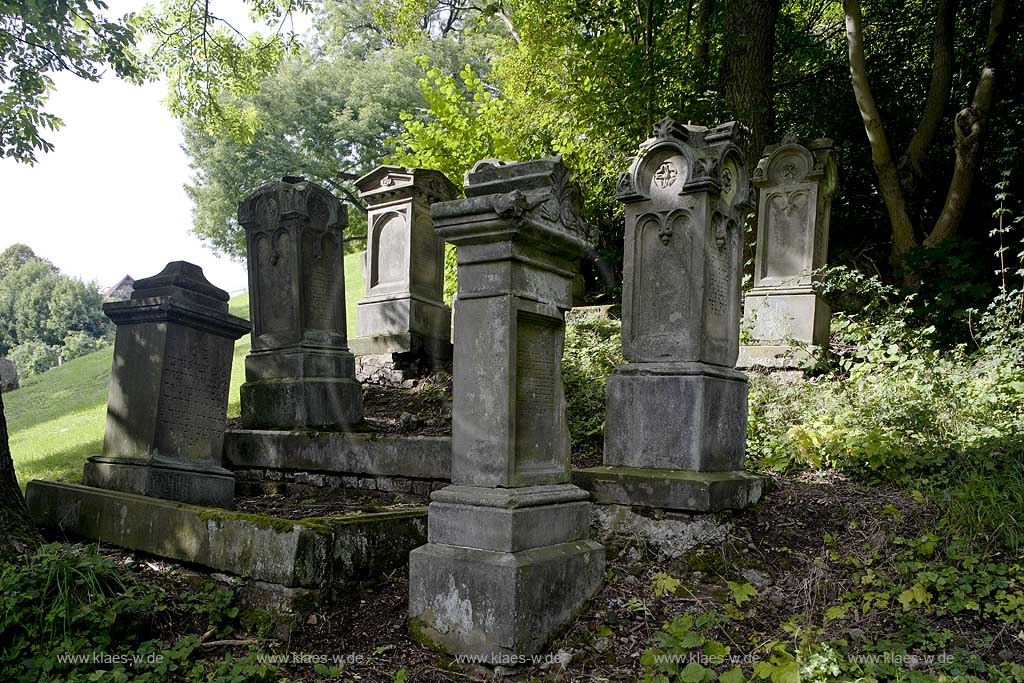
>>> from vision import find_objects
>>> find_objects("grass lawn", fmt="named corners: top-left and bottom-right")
top-left (7, 251), bottom-right (365, 489)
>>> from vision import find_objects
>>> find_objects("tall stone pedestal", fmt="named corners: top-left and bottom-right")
top-left (574, 118), bottom-right (765, 512)
top-left (408, 158), bottom-right (605, 663)
top-left (738, 136), bottom-right (837, 370)
top-left (82, 261), bottom-right (250, 507)
top-left (350, 166), bottom-right (457, 384)
top-left (238, 177), bottom-right (363, 429)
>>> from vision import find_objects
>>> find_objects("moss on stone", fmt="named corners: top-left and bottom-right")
top-left (196, 508), bottom-right (332, 536)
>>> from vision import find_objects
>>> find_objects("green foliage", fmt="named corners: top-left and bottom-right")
top-left (62, 330), bottom-right (109, 363)
top-left (391, 59), bottom-right (517, 186)
top-left (0, 544), bottom-right (286, 683)
top-left (0, 244), bottom-right (109, 367)
top-left (180, 3), bottom-right (499, 259)
top-left (8, 339), bottom-right (60, 378)
top-left (133, 0), bottom-right (308, 143)
top-left (0, 0), bottom-right (141, 163)
top-left (561, 318), bottom-right (624, 463)
top-left (747, 268), bottom-right (1024, 552)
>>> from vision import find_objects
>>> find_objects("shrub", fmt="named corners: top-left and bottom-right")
top-left (0, 544), bottom-right (284, 683)
top-left (562, 317), bottom-right (624, 466)
top-left (8, 338), bottom-right (59, 377)
top-left (62, 330), bottom-right (108, 362)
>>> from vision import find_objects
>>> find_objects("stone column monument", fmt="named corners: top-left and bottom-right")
top-left (738, 135), bottom-right (837, 368)
top-left (408, 158), bottom-right (605, 662)
top-left (350, 166), bottom-right (457, 383)
top-left (83, 262), bottom-right (250, 507)
top-left (238, 176), bottom-right (363, 429)
top-left (574, 118), bottom-right (764, 512)
top-left (0, 358), bottom-right (18, 392)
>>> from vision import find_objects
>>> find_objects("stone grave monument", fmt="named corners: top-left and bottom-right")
top-left (82, 261), bottom-right (250, 507)
top-left (350, 165), bottom-right (458, 384)
top-left (0, 357), bottom-right (18, 392)
top-left (574, 118), bottom-right (764, 512)
top-left (408, 157), bottom-right (605, 662)
top-left (238, 176), bottom-right (363, 429)
top-left (738, 135), bottom-right (837, 369)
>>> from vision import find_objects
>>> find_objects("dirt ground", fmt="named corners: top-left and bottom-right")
top-left (92, 469), bottom-right (1020, 682)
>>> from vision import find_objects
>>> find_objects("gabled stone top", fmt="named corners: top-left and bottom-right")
top-left (754, 135), bottom-right (837, 192)
top-left (103, 261), bottom-right (250, 339)
top-left (131, 261), bottom-right (229, 304)
top-left (616, 117), bottom-right (752, 211)
top-left (238, 176), bottom-right (346, 232)
top-left (355, 165), bottom-right (459, 205)
top-left (431, 157), bottom-right (593, 248)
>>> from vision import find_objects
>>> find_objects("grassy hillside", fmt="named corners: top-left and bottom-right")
top-left (8, 252), bottom-right (365, 489)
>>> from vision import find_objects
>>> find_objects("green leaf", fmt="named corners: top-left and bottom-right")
top-left (720, 667), bottom-right (745, 683)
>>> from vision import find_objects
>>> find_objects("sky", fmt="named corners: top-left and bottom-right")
top-left (0, 1), bottom-right (309, 295)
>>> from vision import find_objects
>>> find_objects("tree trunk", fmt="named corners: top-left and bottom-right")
top-left (720, 0), bottom-right (781, 168)
top-left (927, 0), bottom-right (1009, 246)
top-left (843, 0), bottom-right (918, 265)
top-left (0, 391), bottom-right (40, 563)
top-left (692, 0), bottom-right (713, 92)
top-left (898, 0), bottom-right (956, 191)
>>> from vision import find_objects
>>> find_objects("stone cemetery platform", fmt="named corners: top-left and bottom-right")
top-left (223, 429), bottom-right (450, 494)
top-left (25, 257), bottom-right (432, 617)
top-left (573, 118), bottom-right (766, 513)
top-left (26, 481), bottom-right (427, 611)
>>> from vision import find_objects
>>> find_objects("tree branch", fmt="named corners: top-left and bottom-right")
top-left (898, 0), bottom-right (956, 189)
top-left (926, 0), bottom-right (1009, 246)
top-left (843, 0), bottom-right (917, 260)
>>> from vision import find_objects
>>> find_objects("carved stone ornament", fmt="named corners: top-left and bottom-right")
top-left (654, 161), bottom-right (678, 189)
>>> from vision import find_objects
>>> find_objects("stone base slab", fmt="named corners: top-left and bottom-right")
top-left (240, 377), bottom-right (363, 430)
top-left (349, 331), bottom-right (452, 363)
top-left (26, 481), bottom-right (331, 587)
top-left (742, 288), bottom-right (831, 348)
top-left (737, 344), bottom-right (818, 370)
top-left (408, 539), bottom-right (605, 661)
top-left (26, 481), bottom-right (428, 592)
top-left (223, 430), bottom-right (451, 480)
top-left (573, 466), bottom-right (766, 512)
top-left (428, 500), bottom-right (590, 553)
top-left (83, 456), bottom-right (235, 507)
top-left (355, 296), bottom-right (451, 348)
top-left (604, 364), bottom-right (748, 472)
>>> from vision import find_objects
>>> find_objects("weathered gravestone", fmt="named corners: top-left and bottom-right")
top-left (408, 158), bottom-right (605, 662)
top-left (82, 261), bottom-right (250, 507)
top-left (574, 118), bottom-right (764, 511)
top-left (0, 358), bottom-right (18, 392)
top-left (738, 135), bottom-right (837, 369)
top-left (350, 166), bottom-right (457, 384)
top-left (239, 177), bottom-right (363, 429)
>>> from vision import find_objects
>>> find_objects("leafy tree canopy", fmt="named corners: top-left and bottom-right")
top-left (0, 0), bottom-right (141, 163)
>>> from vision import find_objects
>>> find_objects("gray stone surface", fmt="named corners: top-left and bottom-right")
top-left (223, 429), bottom-right (451, 480)
top-left (574, 118), bottom-right (763, 512)
top-left (238, 176), bottom-right (363, 430)
top-left (82, 261), bottom-right (249, 507)
top-left (409, 157), bottom-right (605, 660)
top-left (589, 504), bottom-right (731, 561)
top-left (408, 540), bottom-right (604, 662)
top-left (27, 481), bottom-right (331, 588)
top-left (740, 136), bottom-right (837, 369)
top-left (573, 466), bottom-right (764, 513)
top-left (350, 166), bottom-right (457, 378)
top-left (27, 480), bottom-right (428, 594)
top-left (0, 357), bottom-right (18, 392)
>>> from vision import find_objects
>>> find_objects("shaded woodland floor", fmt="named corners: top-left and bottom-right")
top-left (68, 471), bottom-right (1022, 682)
